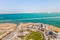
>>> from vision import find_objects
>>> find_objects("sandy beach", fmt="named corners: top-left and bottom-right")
top-left (0, 23), bottom-right (17, 31)
top-left (48, 25), bottom-right (60, 32)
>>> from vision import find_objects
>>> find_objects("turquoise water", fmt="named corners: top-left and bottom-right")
top-left (0, 13), bottom-right (60, 28)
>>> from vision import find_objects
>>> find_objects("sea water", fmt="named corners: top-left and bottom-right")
top-left (0, 13), bottom-right (60, 28)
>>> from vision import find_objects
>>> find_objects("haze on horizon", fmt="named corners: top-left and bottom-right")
top-left (0, 0), bottom-right (60, 13)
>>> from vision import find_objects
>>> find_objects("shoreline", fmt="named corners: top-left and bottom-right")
top-left (0, 22), bottom-right (60, 32)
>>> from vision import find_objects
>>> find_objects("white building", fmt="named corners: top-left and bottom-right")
top-left (57, 32), bottom-right (60, 39)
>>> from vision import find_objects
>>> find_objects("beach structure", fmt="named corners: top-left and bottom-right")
top-left (18, 23), bottom-right (29, 30)
top-left (11, 37), bottom-right (21, 40)
top-left (2, 31), bottom-right (18, 40)
top-left (56, 32), bottom-right (60, 39)
top-left (32, 23), bottom-right (40, 29)
top-left (22, 31), bottom-right (30, 36)
top-left (0, 31), bottom-right (10, 39)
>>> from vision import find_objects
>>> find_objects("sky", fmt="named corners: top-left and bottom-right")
top-left (0, 0), bottom-right (60, 13)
